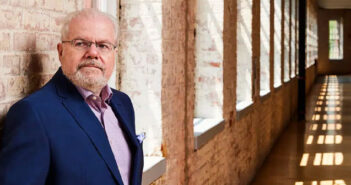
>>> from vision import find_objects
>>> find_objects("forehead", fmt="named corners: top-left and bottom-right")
top-left (67, 15), bottom-right (115, 42)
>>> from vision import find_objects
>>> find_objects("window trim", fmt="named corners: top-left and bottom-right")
top-left (193, 118), bottom-right (225, 150)
top-left (142, 157), bottom-right (166, 185)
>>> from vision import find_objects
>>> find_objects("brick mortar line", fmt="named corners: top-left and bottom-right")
top-left (0, 5), bottom-right (73, 14)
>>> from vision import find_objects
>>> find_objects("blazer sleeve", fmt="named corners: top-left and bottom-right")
top-left (0, 100), bottom-right (50, 185)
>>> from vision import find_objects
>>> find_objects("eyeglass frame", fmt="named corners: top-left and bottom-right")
top-left (61, 39), bottom-right (117, 53)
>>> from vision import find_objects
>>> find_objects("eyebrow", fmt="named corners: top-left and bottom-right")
top-left (72, 37), bottom-right (114, 44)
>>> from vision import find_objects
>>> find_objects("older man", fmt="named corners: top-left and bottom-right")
top-left (0, 9), bottom-right (143, 185)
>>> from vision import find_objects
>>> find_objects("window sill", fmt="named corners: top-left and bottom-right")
top-left (236, 101), bottom-right (254, 121)
top-left (260, 90), bottom-right (270, 97)
top-left (193, 118), bottom-right (225, 150)
top-left (142, 156), bottom-right (166, 185)
top-left (260, 91), bottom-right (271, 102)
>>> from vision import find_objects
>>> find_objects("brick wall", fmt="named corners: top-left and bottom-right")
top-left (0, 0), bottom-right (84, 125)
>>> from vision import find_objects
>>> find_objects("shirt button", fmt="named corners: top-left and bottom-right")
top-left (92, 96), bottom-right (97, 100)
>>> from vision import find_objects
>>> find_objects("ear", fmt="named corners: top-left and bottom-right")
top-left (57, 43), bottom-right (63, 62)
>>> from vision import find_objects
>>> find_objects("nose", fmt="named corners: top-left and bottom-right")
top-left (84, 44), bottom-right (99, 59)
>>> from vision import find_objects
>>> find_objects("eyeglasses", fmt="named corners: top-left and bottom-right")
top-left (62, 39), bottom-right (117, 53)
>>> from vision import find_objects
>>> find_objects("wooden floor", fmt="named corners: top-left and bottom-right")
top-left (251, 76), bottom-right (351, 185)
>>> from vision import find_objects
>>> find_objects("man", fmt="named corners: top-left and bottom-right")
top-left (0, 9), bottom-right (143, 185)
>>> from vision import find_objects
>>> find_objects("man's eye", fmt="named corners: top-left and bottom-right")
top-left (74, 41), bottom-right (89, 47)
top-left (97, 43), bottom-right (110, 49)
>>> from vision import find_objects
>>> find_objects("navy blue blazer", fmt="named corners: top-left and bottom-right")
top-left (0, 69), bottom-right (143, 185)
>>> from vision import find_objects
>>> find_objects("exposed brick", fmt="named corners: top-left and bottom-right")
top-left (0, 81), bottom-right (5, 101)
top-left (13, 32), bottom-right (36, 51)
top-left (0, 33), bottom-right (11, 51)
top-left (36, 33), bottom-right (60, 51)
top-left (8, 0), bottom-right (23, 6)
top-left (44, 0), bottom-right (64, 11)
top-left (5, 76), bottom-right (25, 97)
top-left (64, 0), bottom-right (81, 12)
top-left (0, 9), bottom-right (22, 29)
top-left (0, 0), bottom-right (8, 5)
top-left (25, 0), bottom-right (45, 7)
top-left (22, 74), bottom-right (50, 94)
top-left (3, 55), bottom-right (21, 76)
top-left (22, 11), bottom-right (51, 31)
top-left (0, 103), bottom-right (9, 128)
top-left (20, 54), bottom-right (45, 75)
top-left (50, 13), bottom-right (65, 32)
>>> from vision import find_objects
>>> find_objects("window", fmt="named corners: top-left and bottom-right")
top-left (329, 19), bottom-right (343, 60)
top-left (118, 0), bottom-right (163, 156)
top-left (306, 8), bottom-right (318, 68)
top-left (195, 0), bottom-right (224, 119)
top-left (194, 0), bottom-right (224, 150)
top-left (296, 0), bottom-right (299, 75)
top-left (273, 0), bottom-right (282, 87)
top-left (237, 0), bottom-right (253, 110)
top-left (283, 0), bottom-right (290, 82)
top-left (260, 0), bottom-right (270, 96)
top-left (290, 0), bottom-right (296, 78)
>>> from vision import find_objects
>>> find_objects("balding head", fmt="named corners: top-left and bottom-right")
top-left (60, 8), bottom-right (118, 43)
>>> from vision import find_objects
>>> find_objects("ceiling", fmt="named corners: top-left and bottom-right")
top-left (318, 0), bottom-right (351, 9)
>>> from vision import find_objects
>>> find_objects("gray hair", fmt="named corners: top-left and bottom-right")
top-left (60, 8), bottom-right (118, 43)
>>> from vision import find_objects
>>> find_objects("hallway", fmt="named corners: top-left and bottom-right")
top-left (251, 76), bottom-right (351, 185)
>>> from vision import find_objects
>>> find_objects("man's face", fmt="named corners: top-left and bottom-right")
top-left (57, 15), bottom-right (116, 93)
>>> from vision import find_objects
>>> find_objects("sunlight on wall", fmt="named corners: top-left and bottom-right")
top-left (273, 0), bottom-right (282, 87)
top-left (236, 0), bottom-right (253, 110)
top-left (290, 0), bottom-right (296, 78)
top-left (195, 0), bottom-right (224, 118)
top-left (119, 0), bottom-right (163, 156)
top-left (260, 0), bottom-right (270, 96)
top-left (283, 0), bottom-right (290, 82)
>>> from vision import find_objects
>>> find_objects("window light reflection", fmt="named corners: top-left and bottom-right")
top-left (322, 123), bottom-right (342, 130)
top-left (326, 95), bottom-right (340, 100)
top-left (323, 114), bottom-right (341, 120)
top-left (300, 153), bottom-right (309, 166)
top-left (302, 179), bottom-right (346, 185)
top-left (314, 153), bottom-right (322, 165)
top-left (312, 114), bottom-right (320, 120)
top-left (317, 135), bottom-right (324, 144)
top-left (317, 101), bottom-right (323, 105)
top-left (316, 135), bottom-right (343, 144)
top-left (325, 107), bottom-right (341, 112)
top-left (310, 124), bottom-right (318, 131)
top-left (315, 107), bottom-right (322, 112)
top-left (326, 100), bottom-right (340, 105)
top-left (306, 135), bottom-right (314, 144)
top-left (313, 152), bottom-right (344, 166)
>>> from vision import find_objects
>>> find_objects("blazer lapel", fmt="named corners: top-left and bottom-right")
top-left (53, 69), bottom-right (124, 185)
top-left (110, 98), bottom-right (144, 185)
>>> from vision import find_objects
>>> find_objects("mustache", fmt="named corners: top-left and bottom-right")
top-left (77, 59), bottom-right (105, 72)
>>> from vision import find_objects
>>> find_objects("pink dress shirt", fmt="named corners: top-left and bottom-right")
top-left (76, 85), bottom-right (131, 185)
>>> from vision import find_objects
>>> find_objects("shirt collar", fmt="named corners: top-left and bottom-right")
top-left (75, 85), bottom-right (113, 103)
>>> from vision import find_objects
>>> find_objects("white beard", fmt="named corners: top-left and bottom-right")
top-left (63, 59), bottom-right (108, 95)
